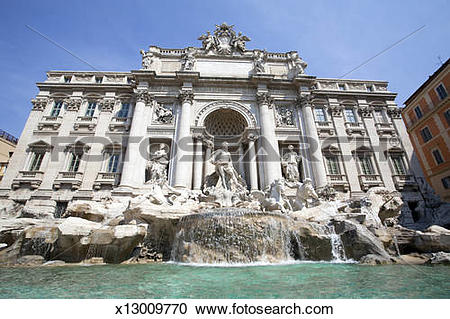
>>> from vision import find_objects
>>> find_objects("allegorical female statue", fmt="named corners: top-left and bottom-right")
top-left (281, 145), bottom-right (301, 182)
top-left (145, 143), bottom-right (169, 183)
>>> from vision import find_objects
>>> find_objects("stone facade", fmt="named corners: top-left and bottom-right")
top-left (0, 23), bottom-right (424, 215)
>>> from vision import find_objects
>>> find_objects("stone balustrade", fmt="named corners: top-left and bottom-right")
top-left (358, 174), bottom-right (383, 191)
top-left (12, 171), bottom-right (44, 189)
top-left (53, 171), bottom-right (84, 190)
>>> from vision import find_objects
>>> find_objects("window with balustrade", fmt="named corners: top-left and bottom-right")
top-left (85, 101), bottom-right (97, 117)
top-left (354, 147), bottom-right (377, 176)
top-left (50, 100), bottom-right (64, 117)
top-left (390, 155), bottom-right (407, 175)
top-left (107, 154), bottom-right (120, 173)
top-left (358, 155), bottom-right (375, 175)
top-left (374, 109), bottom-right (387, 123)
top-left (314, 107), bottom-right (327, 123)
top-left (25, 141), bottom-right (52, 172)
top-left (117, 102), bottom-right (130, 118)
top-left (63, 142), bottom-right (88, 173)
top-left (67, 153), bottom-right (81, 172)
top-left (325, 155), bottom-right (340, 175)
top-left (103, 144), bottom-right (123, 173)
top-left (344, 108), bottom-right (357, 123)
top-left (29, 152), bottom-right (44, 171)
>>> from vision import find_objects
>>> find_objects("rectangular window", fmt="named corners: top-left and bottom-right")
top-left (29, 152), bottom-right (44, 171)
top-left (117, 103), bottom-right (130, 118)
top-left (68, 153), bottom-right (81, 172)
top-left (338, 84), bottom-right (346, 91)
top-left (444, 109), bottom-right (450, 126)
top-left (107, 154), bottom-right (120, 173)
top-left (366, 85), bottom-right (374, 92)
top-left (391, 155), bottom-right (406, 175)
top-left (345, 109), bottom-right (357, 123)
top-left (358, 155), bottom-right (375, 175)
top-left (414, 106), bottom-right (423, 119)
top-left (50, 101), bottom-right (64, 117)
top-left (315, 108), bottom-right (326, 122)
top-left (432, 149), bottom-right (444, 165)
top-left (420, 127), bottom-right (433, 143)
top-left (85, 102), bottom-right (96, 117)
top-left (64, 76), bottom-right (71, 83)
top-left (325, 156), bottom-right (340, 175)
top-left (442, 176), bottom-right (450, 189)
top-left (374, 110), bottom-right (386, 123)
top-left (436, 84), bottom-right (448, 100)
top-left (95, 76), bottom-right (102, 84)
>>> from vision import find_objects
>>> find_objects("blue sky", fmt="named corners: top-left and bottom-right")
top-left (0, 0), bottom-right (449, 137)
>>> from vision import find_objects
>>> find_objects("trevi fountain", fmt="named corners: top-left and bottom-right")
top-left (0, 23), bottom-right (449, 298)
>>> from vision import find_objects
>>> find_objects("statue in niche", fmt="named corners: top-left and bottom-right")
top-left (181, 49), bottom-right (196, 71)
top-left (140, 50), bottom-right (154, 70)
top-left (145, 143), bottom-right (170, 183)
top-left (153, 104), bottom-right (174, 124)
top-left (281, 145), bottom-right (301, 182)
top-left (198, 31), bottom-right (215, 53)
top-left (275, 106), bottom-right (294, 126)
top-left (288, 52), bottom-right (307, 76)
top-left (208, 142), bottom-right (245, 191)
top-left (253, 50), bottom-right (267, 74)
top-left (202, 142), bottom-right (248, 207)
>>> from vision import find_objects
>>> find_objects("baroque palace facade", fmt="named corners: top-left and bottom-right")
top-left (0, 23), bottom-right (424, 217)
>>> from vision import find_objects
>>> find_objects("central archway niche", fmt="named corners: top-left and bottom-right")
top-left (197, 102), bottom-right (256, 186)
top-left (204, 108), bottom-right (247, 142)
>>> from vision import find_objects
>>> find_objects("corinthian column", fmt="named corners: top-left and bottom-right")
top-left (203, 138), bottom-right (214, 181)
top-left (192, 134), bottom-right (203, 191)
top-left (120, 87), bottom-right (153, 188)
top-left (298, 94), bottom-right (328, 188)
top-left (173, 90), bottom-right (194, 189)
top-left (247, 134), bottom-right (259, 190)
top-left (256, 92), bottom-right (282, 187)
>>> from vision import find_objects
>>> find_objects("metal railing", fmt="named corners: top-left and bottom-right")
top-left (0, 129), bottom-right (18, 144)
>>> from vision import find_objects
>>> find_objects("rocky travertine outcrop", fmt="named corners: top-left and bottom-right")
top-left (0, 216), bottom-right (146, 265)
top-left (0, 185), bottom-right (449, 266)
top-left (332, 219), bottom-right (391, 260)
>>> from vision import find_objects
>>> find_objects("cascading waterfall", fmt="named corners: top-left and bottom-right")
top-left (21, 237), bottom-right (54, 260)
top-left (170, 208), bottom-right (302, 264)
top-left (326, 225), bottom-right (347, 262)
top-left (20, 228), bottom-right (56, 260)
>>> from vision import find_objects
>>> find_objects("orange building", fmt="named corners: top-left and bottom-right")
top-left (402, 59), bottom-right (450, 202)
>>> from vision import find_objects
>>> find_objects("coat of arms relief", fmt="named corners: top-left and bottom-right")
top-left (198, 23), bottom-right (250, 55)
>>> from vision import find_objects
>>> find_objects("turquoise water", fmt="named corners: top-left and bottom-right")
top-left (0, 262), bottom-right (449, 298)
